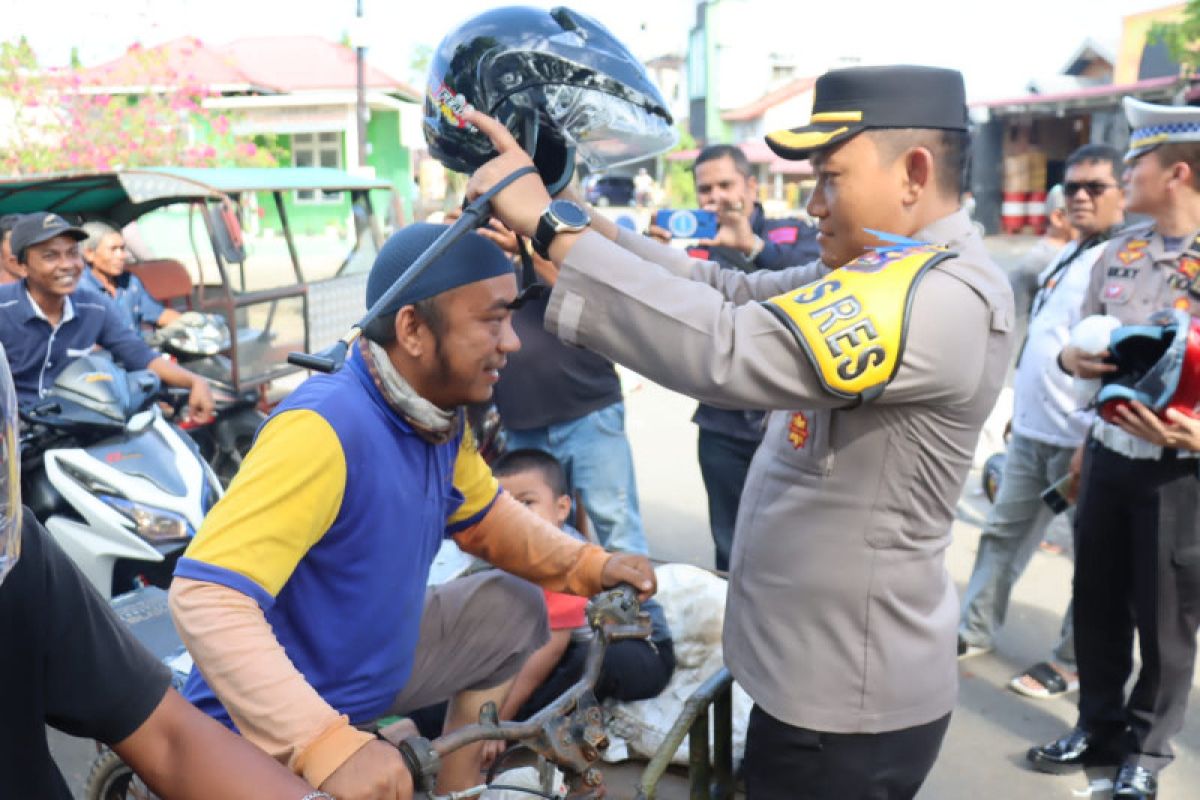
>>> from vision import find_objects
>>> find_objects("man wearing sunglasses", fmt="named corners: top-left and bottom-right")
top-left (1029, 98), bottom-right (1200, 800)
top-left (958, 145), bottom-right (1125, 704)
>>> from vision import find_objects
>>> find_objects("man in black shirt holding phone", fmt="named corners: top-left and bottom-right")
top-left (650, 144), bottom-right (819, 570)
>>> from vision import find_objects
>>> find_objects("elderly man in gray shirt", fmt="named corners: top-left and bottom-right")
top-left (462, 65), bottom-right (1013, 799)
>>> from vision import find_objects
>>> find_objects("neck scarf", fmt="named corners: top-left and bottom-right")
top-left (358, 338), bottom-right (458, 445)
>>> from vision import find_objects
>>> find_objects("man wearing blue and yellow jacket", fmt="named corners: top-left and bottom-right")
top-left (168, 224), bottom-right (656, 800)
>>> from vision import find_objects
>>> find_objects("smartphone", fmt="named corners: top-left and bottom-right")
top-left (1040, 473), bottom-right (1075, 515)
top-left (655, 209), bottom-right (719, 240)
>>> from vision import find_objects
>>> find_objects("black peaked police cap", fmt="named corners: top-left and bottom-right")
top-left (766, 65), bottom-right (968, 160)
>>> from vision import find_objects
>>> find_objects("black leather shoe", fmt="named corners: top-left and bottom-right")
top-left (1026, 727), bottom-right (1122, 774)
top-left (1113, 764), bottom-right (1157, 799)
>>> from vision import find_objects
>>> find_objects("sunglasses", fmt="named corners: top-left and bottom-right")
top-left (1064, 181), bottom-right (1117, 199)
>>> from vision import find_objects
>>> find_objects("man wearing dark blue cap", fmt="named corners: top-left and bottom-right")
top-left (465, 63), bottom-right (1014, 798)
top-left (169, 224), bottom-right (656, 800)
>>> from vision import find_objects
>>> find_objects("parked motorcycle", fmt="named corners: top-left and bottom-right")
top-left (151, 312), bottom-right (267, 486)
top-left (19, 355), bottom-right (221, 599)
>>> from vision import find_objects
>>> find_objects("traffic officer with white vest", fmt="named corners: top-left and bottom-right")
top-left (1028, 97), bottom-right (1200, 800)
top-left (460, 64), bottom-right (1014, 799)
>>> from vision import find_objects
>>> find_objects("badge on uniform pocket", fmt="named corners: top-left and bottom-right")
top-left (787, 411), bottom-right (809, 449)
top-left (1103, 282), bottom-right (1129, 304)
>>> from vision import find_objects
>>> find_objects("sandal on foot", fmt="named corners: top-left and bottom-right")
top-left (1009, 661), bottom-right (1079, 699)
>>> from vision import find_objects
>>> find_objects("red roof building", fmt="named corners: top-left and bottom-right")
top-left (79, 36), bottom-right (418, 100)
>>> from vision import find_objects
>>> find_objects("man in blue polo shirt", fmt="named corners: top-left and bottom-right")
top-left (0, 213), bottom-right (213, 420)
top-left (79, 221), bottom-right (180, 332)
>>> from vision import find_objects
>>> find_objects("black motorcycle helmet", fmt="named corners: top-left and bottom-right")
top-left (424, 5), bottom-right (676, 194)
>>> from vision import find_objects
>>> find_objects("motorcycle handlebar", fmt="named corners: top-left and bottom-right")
top-left (397, 583), bottom-right (650, 797)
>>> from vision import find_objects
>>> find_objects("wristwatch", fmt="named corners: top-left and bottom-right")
top-left (531, 199), bottom-right (591, 259)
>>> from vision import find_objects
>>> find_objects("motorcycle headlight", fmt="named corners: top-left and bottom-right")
top-left (100, 496), bottom-right (193, 543)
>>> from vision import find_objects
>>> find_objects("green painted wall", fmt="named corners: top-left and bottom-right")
top-left (706, 1), bottom-right (733, 144)
top-left (254, 133), bottom-right (353, 237)
top-left (367, 109), bottom-right (412, 224)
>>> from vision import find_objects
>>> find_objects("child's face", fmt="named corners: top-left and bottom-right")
top-left (499, 469), bottom-right (571, 528)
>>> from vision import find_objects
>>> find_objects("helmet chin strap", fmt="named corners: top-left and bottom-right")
top-left (287, 164), bottom-right (540, 374)
top-left (509, 109), bottom-right (550, 308)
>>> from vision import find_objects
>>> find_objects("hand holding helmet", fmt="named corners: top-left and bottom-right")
top-left (462, 110), bottom-right (553, 240)
top-left (463, 109), bottom-right (619, 270)
top-left (1095, 309), bottom-right (1200, 430)
top-left (1112, 401), bottom-right (1200, 451)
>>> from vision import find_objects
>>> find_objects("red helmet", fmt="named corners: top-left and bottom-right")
top-left (1097, 308), bottom-right (1200, 423)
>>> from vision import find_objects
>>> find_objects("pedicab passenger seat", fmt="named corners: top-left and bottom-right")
top-left (125, 259), bottom-right (194, 309)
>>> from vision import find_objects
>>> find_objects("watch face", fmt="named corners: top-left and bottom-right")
top-left (550, 199), bottom-right (590, 228)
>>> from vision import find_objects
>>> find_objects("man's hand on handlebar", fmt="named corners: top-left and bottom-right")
top-left (188, 377), bottom-right (215, 424)
top-left (600, 553), bottom-right (657, 601)
top-left (319, 739), bottom-right (413, 800)
top-left (148, 358), bottom-right (215, 424)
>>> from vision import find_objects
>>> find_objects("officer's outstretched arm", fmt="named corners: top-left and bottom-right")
top-left (546, 232), bottom-right (992, 411)
top-left (613, 225), bottom-right (825, 305)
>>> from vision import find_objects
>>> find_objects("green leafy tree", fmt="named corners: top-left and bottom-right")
top-left (408, 43), bottom-right (433, 87)
top-left (662, 126), bottom-right (698, 207)
top-left (1148, 2), bottom-right (1200, 74)
top-left (0, 38), bottom-right (279, 175)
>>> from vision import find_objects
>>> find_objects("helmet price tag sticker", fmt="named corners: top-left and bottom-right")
top-left (431, 82), bottom-right (477, 132)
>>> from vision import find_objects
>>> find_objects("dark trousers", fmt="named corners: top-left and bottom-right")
top-left (409, 638), bottom-right (675, 738)
top-left (743, 705), bottom-right (950, 800)
top-left (520, 638), bottom-right (675, 720)
top-left (697, 428), bottom-right (759, 571)
top-left (1072, 441), bottom-right (1200, 773)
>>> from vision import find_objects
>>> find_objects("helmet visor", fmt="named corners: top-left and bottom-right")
top-left (0, 343), bottom-right (21, 587)
top-left (543, 84), bottom-right (678, 171)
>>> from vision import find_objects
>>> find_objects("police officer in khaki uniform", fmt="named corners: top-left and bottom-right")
top-left (1029, 98), bottom-right (1200, 800)
top-left (464, 65), bottom-right (1014, 799)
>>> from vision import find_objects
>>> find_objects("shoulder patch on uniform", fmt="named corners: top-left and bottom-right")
top-left (762, 243), bottom-right (954, 402)
top-left (1117, 238), bottom-right (1149, 266)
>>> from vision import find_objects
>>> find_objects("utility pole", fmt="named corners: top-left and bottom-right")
top-left (355, 0), bottom-right (369, 167)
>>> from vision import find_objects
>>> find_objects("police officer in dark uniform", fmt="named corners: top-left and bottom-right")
top-left (1029, 97), bottom-right (1200, 800)
top-left (650, 144), bottom-right (820, 570)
